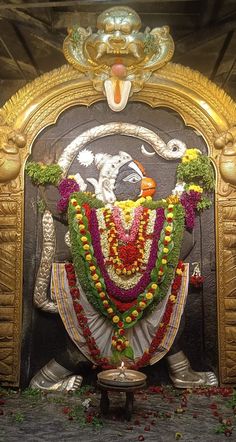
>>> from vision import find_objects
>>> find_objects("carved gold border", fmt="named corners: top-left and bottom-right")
top-left (0, 62), bottom-right (235, 385)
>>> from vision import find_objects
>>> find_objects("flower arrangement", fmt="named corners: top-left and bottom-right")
top-left (176, 148), bottom-right (215, 229)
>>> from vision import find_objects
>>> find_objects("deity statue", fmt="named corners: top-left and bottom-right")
top-left (28, 140), bottom-right (217, 392)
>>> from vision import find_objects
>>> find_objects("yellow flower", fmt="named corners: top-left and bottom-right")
top-left (170, 295), bottom-right (177, 303)
top-left (139, 301), bottom-right (145, 309)
top-left (125, 340), bottom-right (129, 347)
top-left (96, 282), bottom-right (102, 289)
top-left (164, 236), bottom-right (171, 242)
top-left (167, 212), bottom-right (173, 219)
top-left (182, 148), bottom-right (201, 163)
top-left (92, 274), bottom-right (99, 280)
top-left (151, 283), bottom-right (157, 290)
top-left (165, 226), bottom-right (172, 233)
top-left (163, 247), bottom-right (169, 254)
top-left (103, 300), bottom-right (108, 306)
top-left (168, 204), bottom-right (174, 209)
top-left (99, 292), bottom-right (105, 298)
top-left (125, 316), bottom-right (132, 323)
top-left (167, 195), bottom-right (179, 204)
top-left (83, 244), bottom-right (90, 251)
top-left (79, 224), bottom-right (85, 230)
top-left (85, 254), bottom-right (92, 261)
top-left (76, 214), bottom-right (83, 220)
top-left (113, 315), bottom-right (120, 323)
top-left (162, 258), bottom-right (167, 265)
top-left (132, 310), bottom-right (139, 317)
top-left (107, 308), bottom-right (113, 314)
top-left (90, 265), bottom-right (96, 271)
top-left (75, 205), bottom-right (81, 211)
top-left (71, 198), bottom-right (77, 204)
top-left (188, 184), bottom-right (203, 193)
top-left (146, 292), bottom-right (153, 300)
top-left (81, 236), bottom-right (87, 242)
top-left (68, 175), bottom-right (75, 179)
top-left (158, 270), bottom-right (163, 276)
top-left (176, 269), bottom-right (183, 275)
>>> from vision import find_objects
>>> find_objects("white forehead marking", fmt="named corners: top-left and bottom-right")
top-left (128, 161), bottom-right (143, 177)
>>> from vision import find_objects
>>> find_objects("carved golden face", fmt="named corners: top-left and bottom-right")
top-left (215, 128), bottom-right (236, 186)
top-left (85, 7), bottom-right (146, 67)
top-left (63, 6), bottom-right (174, 111)
top-left (0, 128), bottom-right (26, 183)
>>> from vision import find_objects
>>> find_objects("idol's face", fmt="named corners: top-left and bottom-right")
top-left (113, 160), bottom-right (156, 201)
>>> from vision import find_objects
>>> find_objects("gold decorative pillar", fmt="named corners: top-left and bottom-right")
top-left (214, 128), bottom-right (236, 383)
top-left (0, 124), bottom-right (26, 385)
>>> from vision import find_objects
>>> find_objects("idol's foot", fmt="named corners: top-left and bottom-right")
top-left (167, 351), bottom-right (218, 389)
top-left (29, 359), bottom-right (83, 392)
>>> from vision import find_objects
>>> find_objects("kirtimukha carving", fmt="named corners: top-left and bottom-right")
top-left (0, 123), bottom-right (26, 183)
top-left (215, 126), bottom-right (236, 186)
top-left (63, 6), bottom-right (174, 111)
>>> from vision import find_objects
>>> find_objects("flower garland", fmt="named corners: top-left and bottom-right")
top-left (68, 193), bottom-right (185, 361)
top-left (57, 178), bottom-right (80, 212)
top-left (175, 148), bottom-right (215, 230)
top-left (65, 260), bottom-right (185, 368)
top-left (91, 206), bottom-right (165, 300)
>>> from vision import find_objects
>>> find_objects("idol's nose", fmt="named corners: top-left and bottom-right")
top-left (141, 177), bottom-right (156, 197)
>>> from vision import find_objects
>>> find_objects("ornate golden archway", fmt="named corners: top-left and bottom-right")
top-left (0, 60), bottom-right (236, 385)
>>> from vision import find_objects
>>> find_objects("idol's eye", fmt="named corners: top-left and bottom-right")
top-left (123, 173), bottom-right (142, 183)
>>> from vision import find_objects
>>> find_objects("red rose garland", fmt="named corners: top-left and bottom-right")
top-left (65, 260), bottom-right (184, 369)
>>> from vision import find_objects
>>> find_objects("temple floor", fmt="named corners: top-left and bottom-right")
top-left (0, 380), bottom-right (235, 442)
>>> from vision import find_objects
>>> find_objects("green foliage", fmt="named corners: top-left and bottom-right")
top-left (226, 390), bottom-right (236, 408)
top-left (177, 155), bottom-right (215, 191)
top-left (25, 161), bottom-right (63, 186)
top-left (21, 387), bottom-right (41, 399)
top-left (13, 412), bottom-right (25, 423)
top-left (197, 196), bottom-right (212, 211)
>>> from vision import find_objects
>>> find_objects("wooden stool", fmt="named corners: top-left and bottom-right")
top-left (97, 380), bottom-right (146, 421)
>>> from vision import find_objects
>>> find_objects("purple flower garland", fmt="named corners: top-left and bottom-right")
top-left (90, 207), bottom-right (165, 302)
top-left (180, 190), bottom-right (201, 230)
top-left (57, 178), bottom-right (80, 212)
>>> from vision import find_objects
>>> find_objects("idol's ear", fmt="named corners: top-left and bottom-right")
top-left (102, 178), bottom-right (116, 204)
